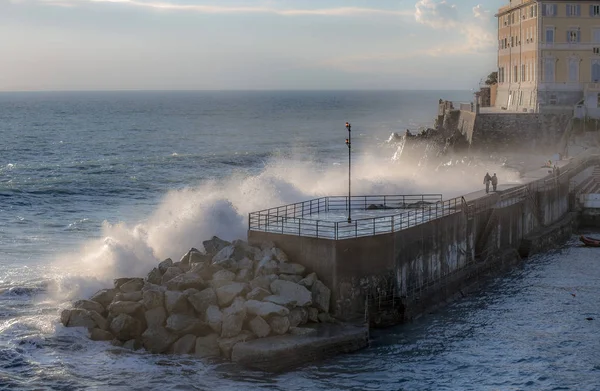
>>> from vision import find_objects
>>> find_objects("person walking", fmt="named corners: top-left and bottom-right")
top-left (491, 173), bottom-right (498, 192)
top-left (483, 172), bottom-right (492, 194)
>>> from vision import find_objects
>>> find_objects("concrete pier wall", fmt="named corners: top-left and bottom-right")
top-left (249, 155), bottom-right (597, 323)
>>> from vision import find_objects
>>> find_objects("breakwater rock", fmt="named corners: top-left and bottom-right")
top-left (60, 237), bottom-right (336, 361)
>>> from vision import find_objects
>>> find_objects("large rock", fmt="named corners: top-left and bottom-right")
top-left (202, 236), bottom-right (231, 254)
top-left (161, 266), bottom-right (183, 286)
top-left (245, 300), bottom-right (289, 318)
top-left (113, 278), bottom-right (131, 289)
top-left (178, 248), bottom-right (201, 267)
top-left (270, 280), bottom-right (312, 307)
top-left (215, 283), bottom-right (246, 307)
top-left (110, 313), bottom-right (142, 341)
top-left (158, 258), bottom-right (174, 274)
top-left (249, 275), bottom-right (276, 291)
top-left (142, 326), bottom-right (178, 354)
top-left (164, 291), bottom-right (190, 314)
top-left (254, 258), bottom-right (278, 276)
top-left (235, 268), bottom-right (253, 283)
top-left (220, 297), bottom-right (246, 338)
top-left (123, 339), bottom-right (143, 351)
top-left (311, 280), bottom-right (331, 313)
top-left (289, 307), bottom-right (308, 327)
top-left (73, 299), bottom-right (105, 315)
top-left (308, 307), bottom-right (319, 323)
top-left (246, 287), bottom-right (270, 301)
top-left (212, 269), bottom-right (236, 283)
top-left (90, 289), bottom-right (117, 309)
top-left (165, 272), bottom-right (206, 291)
top-left (171, 334), bottom-right (197, 354)
top-left (144, 306), bottom-right (167, 329)
top-left (189, 262), bottom-right (216, 281)
top-left (166, 313), bottom-right (209, 336)
top-left (248, 316), bottom-right (271, 338)
top-left (142, 289), bottom-right (164, 310)
top-left (119, 278), bottom-right (144, 293)
top-left (271, 247), bottom-right (288, 262)
top-left (188, 249), bottom-right (211, 265)
top-left (205, 305), bottom-right (223, 334)
top-left (89, 328), bottom-right (114, 341)
top-left (114, 291), bottom-right (143, 302)
top-left (211, 245), bottom-right (234, 264)
top-left (298, 272), bottom-right (317, 289)
top-left (268, 315), bottom-right (290, 335)
top-left (146, 267), bottom-right (162, 285)
top-left (108, 301), bottom-right (144, 316)
top-left (64, 309), bottom-right (97, 329)
top-left (187, 288), bottom-right (217, 315)
top-left (218, 330), bottom-right (256, 359)
top-left (263, 295), bottom-right (296, 308)
top-left (278, 263), bottom-right (305, 275)
top-left (278, 274), bottom-right (302, 284)
top-left (195, 334), bottom-right (221, 358)
top-left (236, 257), bottom-right (254, 270)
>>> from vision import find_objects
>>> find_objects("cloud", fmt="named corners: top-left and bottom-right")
top-left (414, 1), bottom-right (495, 54)
top-left (32, 0), bottom-right (413, 17)
top-left (414, 0), bottom-right (458, 28)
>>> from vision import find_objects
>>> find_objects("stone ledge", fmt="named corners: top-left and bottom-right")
top-left (231, 323), bottom-right (369, 372)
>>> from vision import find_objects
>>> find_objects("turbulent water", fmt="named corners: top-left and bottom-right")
top-left (1, 91), bottom-right (598, 390)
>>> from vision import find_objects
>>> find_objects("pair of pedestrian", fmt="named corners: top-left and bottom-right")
top-left (483, 172), bottom-right (498, 193)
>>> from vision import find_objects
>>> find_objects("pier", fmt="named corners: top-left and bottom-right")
top-left (248, 150), bottom-right (600, 324)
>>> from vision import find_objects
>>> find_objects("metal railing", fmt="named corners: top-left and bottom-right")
top-left (248, 194), bottom-right (469, 240)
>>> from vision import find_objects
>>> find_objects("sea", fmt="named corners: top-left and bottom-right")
top-left (0, 90), bottom-right (598, 390)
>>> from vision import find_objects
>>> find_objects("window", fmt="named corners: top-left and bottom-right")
top-left (542, 4), bottom-right (556, 16)
top-left (597, 93), bottom-right (600, 108)
top-left (530, 6), bottom-right (534, 18)
top-left (544, 58), bottom-right (555, 82)
top-left (593, 29), bottom-right (600, 43)
top-left (594, 47), bottom-right (600, 54)
top-left (512, 13), bottom-right (515, 24)
top-left (567, 28), bottom-right (581, 43)
top-left (521, 64), bottom-right (526, 81)
top-left (534, 5), bottom-right (537, 17)
top-left (568, 58), bottom-right (579, 82)
top-left (567, 4), bottom-right (581, 16)
top-left (592, 60), bottom-right (600, 82)
top-left (592, 5), bottom-right (600, 16)
top-left (514, 65), bottom-right (518, 82)
top-left (546, 27), bottom-right (555, 43)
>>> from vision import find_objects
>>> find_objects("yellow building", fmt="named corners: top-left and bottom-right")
top-left (496, 0), bottom-right (600, 113)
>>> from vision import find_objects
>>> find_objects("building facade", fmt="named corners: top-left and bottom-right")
top-left (496, 0), bottom-right (600, 114)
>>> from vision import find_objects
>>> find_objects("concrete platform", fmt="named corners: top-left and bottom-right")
top-left (231, 323), bottom-right (369, 372)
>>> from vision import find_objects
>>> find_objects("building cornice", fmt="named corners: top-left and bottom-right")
top-left (497, 1), bottom-right (600, 17)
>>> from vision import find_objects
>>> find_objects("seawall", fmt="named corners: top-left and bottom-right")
top-left (248, 150), bottom-right (599, 324)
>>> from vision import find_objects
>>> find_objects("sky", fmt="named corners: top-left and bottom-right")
top-left (0, 0), bottom-right (506, 91)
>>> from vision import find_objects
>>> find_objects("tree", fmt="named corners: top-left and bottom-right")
top-left (485, 71), bottom-right (498, 86)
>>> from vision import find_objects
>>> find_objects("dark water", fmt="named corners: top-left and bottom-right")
top-left (2, 91), bottom-right (597, 390)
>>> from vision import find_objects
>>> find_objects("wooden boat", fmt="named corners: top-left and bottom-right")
top-left (580, 235), bottom-right (600, 247)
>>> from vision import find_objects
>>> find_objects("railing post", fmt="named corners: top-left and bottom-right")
top-left (355, 220), bottom-right (358, 237)
top-left (335, 222), bottom-right (338, 240)
top-left (298, 219), bottom-right (301, 236)
top-left (316, 220), bottom-right (319, 238)
top-left (373, 218), bottom-right (376, 235)
top-left (391, 215), bottom-right (394, 233)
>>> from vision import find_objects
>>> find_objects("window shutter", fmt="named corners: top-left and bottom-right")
top-left (591, 5), bottom-right (595, 17)
top-left (567, 5), bottom-right (571, 17)
top-left (542, 5), bottom-right (547, 16)
top-left (567, 31), bottom-right (570, 42)
top-left (577, 5), bottom-right (581, 16)
top-left (578, 31), bottom-right (581, 42)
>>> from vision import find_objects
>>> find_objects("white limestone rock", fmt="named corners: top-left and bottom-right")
top-left (311, 280), bottom-right (331, 313)
top-left (245, 287), bottom-right (271, 301)
top-left (216, 283), bottom-right (247, 307)
top-left (108, 301), bottom-right (144, 316)
top-left (268, 315), bottom-right (290, 335)
top-left (263, 295), bottom-right (296, 308)
top-left (187, 287), bottom-right (217, 314)
top-left (195, 333), bottom-right (221, 358)
top-left (166, 313), bottom-right (210, 336)
top-left (90, 289), bottom-right (117, 309)
top-left (245, 300), bottom-right (289, 318)
top-left (248, 316), bottom-right (271, 338)
top-left (158, 258), bottom-right (174, 274)
top-left (144, 306), bottom-right (167, 329)
top-left (119, 278), bottom-right (144, 293)
top-left (89, 328), bottom-right (114, 341)
top-left (110, 313), bottom-right (142, 341)
top-left (235, 268), bottom-right (253, 283)
top-left (114, 291), bottom-right (143, 302)
top-left (142, 289), bottom-right (164, 310)
top-left (64, 309), bottom-right (98, 329)
top-left (278, 274), bottom-right (302, 284)
top-left (205, 305), bottom-right (223, 334)
top-left (220, 297), bottom-right (246, 338)
top-left (271, 247), bottom-right (289, 262)
top-left (122, 339), bottom-right (143, 351)
top-left (161, 266), bottom-right (183, 285)
top-left (142, 326), bottom-right (178, 354)
top-left (164, 291), bottom-right (190, 314)
top-left (212, 269), bottom-right (236, 282)
top-left (254, 258), bottom-right (278, 276)
top-left (270, 280), bottom-right (312, 307)
top-left (202, 236), bottom-right (231, 255)
top-left (73, 299), bottom-right (105, 315)
top-left (249, 275), bottom-right (277, 291)
top-left (308, 307), bottom-right (319, 323)
top-left (165, 272), bottom-right (206, 292)
top-left (289, 307), bottom-right (308, 327)
top-left (171, 334), bottom-right (197, 354)
top-left (298, 272), bottom-right (318, 289)
top-left (146, 267), bottom-right (162, 285)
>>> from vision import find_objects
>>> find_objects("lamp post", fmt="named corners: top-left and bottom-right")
top-left (345, 122), bottom-right (352, 223)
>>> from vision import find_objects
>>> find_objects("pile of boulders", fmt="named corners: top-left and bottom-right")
top-left (60, 237), bottom-right (333, 359)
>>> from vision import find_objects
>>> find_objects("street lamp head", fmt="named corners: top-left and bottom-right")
top-left (345, 122), bottom-right (351, 131)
